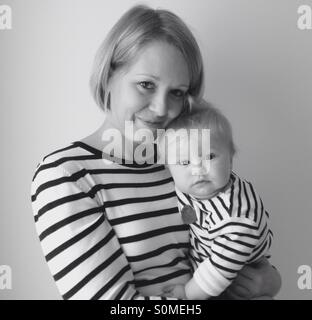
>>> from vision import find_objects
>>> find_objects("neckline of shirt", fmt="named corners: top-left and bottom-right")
top-left (72, 141), bottom-right (161, 169)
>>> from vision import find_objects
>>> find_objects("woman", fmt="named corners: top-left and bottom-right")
top-left (31, 5), bottom-right (281, 300)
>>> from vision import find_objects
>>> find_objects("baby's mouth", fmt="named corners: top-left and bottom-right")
top-left (193, 179), bottom-right (210, 186)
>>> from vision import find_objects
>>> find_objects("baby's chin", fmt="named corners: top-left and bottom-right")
top-left (188, 186), bottom-right (219, 200)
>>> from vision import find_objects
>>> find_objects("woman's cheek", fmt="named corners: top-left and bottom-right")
top-left (162, 106), bottom-right (183, 127)
top-left (173, 101), bottom-right (185, 117)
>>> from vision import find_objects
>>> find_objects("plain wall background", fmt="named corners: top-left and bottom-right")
top-left (1, 0), bottom-right (311, 299)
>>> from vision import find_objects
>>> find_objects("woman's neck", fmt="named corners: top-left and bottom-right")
top-left (81, 118), bottom-right (156, 163)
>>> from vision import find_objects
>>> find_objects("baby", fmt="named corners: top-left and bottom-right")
top-left (158, 100), bottom-right (273, 300)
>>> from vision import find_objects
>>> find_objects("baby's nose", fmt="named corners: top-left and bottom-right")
top-left (191, 160), bottom-right (210, 176)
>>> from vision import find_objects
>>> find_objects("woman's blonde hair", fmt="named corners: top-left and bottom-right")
top-left (90, 5), bottom-right (204, 111)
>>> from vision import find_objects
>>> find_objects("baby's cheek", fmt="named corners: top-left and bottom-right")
top-left (175, 176), bottom-right (187, 191)
top-left (175, 175), bottom-right (190, 193)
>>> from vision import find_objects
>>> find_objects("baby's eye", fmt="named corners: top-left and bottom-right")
top-left (202, 153), bottom-right (216, 161)
top-left (138, 81), bottom-right (155, 90)
top-left (207, 153), bottom-right (216, 160)
top-left (178, 160), bottom-right (190, 166)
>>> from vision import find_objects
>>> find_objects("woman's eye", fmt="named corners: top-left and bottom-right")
top-left (179, 160), bottom-right (190, 166)
top-left (139, 81), bottom-right (155, 90)
top-left (171, 89), bottom-right (185, 98)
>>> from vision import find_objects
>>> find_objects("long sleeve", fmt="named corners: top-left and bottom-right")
top-left (193, 217), bottom-right (262, 296)
top-left (31, 161), bottom-right (179, 300)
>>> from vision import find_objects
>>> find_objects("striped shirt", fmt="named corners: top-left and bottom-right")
top-left (31, 141), bottom-right (191, 300)
top-left (176, 172), bottom-right (273, 297)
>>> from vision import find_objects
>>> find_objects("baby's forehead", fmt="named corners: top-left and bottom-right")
top-left (158, 128), bottom-right (228, 160)
top-left (160, 127), bottom-right (225, 146)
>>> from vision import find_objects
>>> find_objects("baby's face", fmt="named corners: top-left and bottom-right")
top-left (166, 131), bottom-right (232, 199)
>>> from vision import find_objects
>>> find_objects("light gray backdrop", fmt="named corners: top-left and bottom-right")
top-left (1, 0), bottom-right (312, 299)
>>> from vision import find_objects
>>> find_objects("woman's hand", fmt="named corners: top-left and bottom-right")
top-left (225, 257), bottom-right (281, 299)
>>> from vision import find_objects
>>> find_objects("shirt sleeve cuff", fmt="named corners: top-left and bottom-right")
top-left (193, 258), bottom-right (232, 297)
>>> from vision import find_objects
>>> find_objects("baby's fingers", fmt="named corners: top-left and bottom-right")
top-left (162, 291), bottom-right (174, 297)
top-left (162, 285), bottom-right (176, 297)
top-left (163, 285), bottom-right (175, 293)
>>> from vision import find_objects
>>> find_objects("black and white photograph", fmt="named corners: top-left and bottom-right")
top-left (1, 0), bottom-right (312, 301)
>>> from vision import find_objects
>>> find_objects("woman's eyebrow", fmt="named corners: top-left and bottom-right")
top-left (136, 73), bottom-right (160, 80)
top-left (136, 73), bottom-right (189, 88)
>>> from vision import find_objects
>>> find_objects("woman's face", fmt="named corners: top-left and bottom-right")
top-left (105, 41), bottom-right (190, 138)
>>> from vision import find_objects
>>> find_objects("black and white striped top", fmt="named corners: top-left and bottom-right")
top-left (176, 172), bottom-right (273, 297)
top-left (31, 141), bottom-right (191, 300)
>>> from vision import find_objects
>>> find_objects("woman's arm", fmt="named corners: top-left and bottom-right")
top-left (31, 160), bottom-right (177, 300)
top-left (225, 257), bottom-right (282, 299)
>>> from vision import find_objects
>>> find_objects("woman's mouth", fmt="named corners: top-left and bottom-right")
top-left (136, 117), bottom-right (165, 129)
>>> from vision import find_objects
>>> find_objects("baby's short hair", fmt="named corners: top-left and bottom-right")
top-left (166, 99), bottom-right (236, 157)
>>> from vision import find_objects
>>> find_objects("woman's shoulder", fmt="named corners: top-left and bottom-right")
top-left (32, 141), bottom-right (102, 182)
top-left (42, 141), bottom-right (101, 161)
top-left (31, 141), bottom-right (105, 205)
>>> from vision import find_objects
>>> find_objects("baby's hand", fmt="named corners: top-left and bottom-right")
top-left (162, 284), bottom-right (187, 299)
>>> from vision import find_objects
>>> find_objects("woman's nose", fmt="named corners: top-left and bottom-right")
top-left (149, 94), bottom-right (168, 117)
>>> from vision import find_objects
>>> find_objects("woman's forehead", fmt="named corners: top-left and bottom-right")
top-left (123, 41), bottom-right (190, 85)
